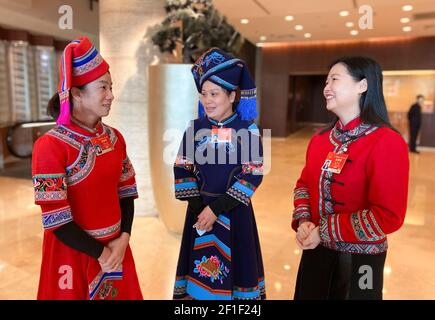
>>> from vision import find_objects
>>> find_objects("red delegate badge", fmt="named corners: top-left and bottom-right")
top-left (211, 127), bottom-right (232, 144)
top-left (89, 133), bottom-right (114, 156)
top-left (321, 151), bottom-right (348, 174)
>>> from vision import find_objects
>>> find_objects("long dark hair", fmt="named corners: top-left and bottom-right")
top-left (322, 56), bottom-right (396, 133)
top-left (47, 85), bottom-right (86, 120)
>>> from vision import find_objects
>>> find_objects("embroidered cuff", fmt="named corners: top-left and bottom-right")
top-left (226, 179), bottom-right (257, 206)
top-left (351, 209), bottom-right (385, 242)
top-left (175, 177), bottom-right (200, 199)
top-left (118, 184), bottom-right (138, 199)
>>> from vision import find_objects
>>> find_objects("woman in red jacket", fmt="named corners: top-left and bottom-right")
top-left (292, 56), bottom-right (409, 300)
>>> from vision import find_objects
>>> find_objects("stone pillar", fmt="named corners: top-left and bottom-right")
top-left (99, 0), bottom-right (167, 216)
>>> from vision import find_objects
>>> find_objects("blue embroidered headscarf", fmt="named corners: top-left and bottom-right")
top-left (191, 47), bottom-right (257, 121)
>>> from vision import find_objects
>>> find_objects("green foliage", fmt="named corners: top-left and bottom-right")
top-left (151, 0), bottom-right (244, 63)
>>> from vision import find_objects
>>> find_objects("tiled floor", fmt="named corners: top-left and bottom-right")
top-left (1, 128), bottom-right (434, 299)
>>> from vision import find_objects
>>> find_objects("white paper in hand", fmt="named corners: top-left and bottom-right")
top-left (193, 223), bottom-right (206, 236)
top-left (196, 228), bottom-right (206, 236)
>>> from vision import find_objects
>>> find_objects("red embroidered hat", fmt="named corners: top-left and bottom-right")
top-left (57, 36), bottom-right (110, 125)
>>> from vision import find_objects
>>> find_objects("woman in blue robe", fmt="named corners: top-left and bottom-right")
top-left (172, 48), bottom-right (266, 300)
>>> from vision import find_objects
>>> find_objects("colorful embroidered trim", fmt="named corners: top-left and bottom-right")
top-left (226, 179), bottom-right (256, 206)
top-left (351, 209), bottom-right (386, 242)
top-left (66, 144), bottom-right (96, 186)
top-left (118, 184), bottom-right (138, 199)
top-left (175, 177), bottom-right (200, 199)
top-left (33, 174), bottom-right (67, 203)
top-left (193, 234), bottom-right (231, 262)
top-left (120, 156), bottom-right (135, 182)
top-left (42, 205), bottom-right (73, 230)
top-left (89, 269), bottom-right (123, 300)
top-left (186, 276), bottom-right (232, 300)
top-left (85, 220), bottom-right (121, 240)
top-left (242, 162), bottom-right (263, 175)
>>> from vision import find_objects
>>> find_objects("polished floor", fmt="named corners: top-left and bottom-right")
top-left (1, 128), bottom-right (434, 300)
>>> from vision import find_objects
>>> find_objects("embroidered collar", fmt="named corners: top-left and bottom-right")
top-left (336, 116), bottom-right (362, 131)
top-left (69, 117), bottom-right (104, 136)
top-left (207, 112), bottom-right (238, 126)
top-left (331, 117), bottom-right (377, 145)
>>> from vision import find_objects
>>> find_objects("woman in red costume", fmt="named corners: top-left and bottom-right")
top-left (292, 57), bottom-right (409, 300)
top-left (32, 37), bottom-right (143, 300)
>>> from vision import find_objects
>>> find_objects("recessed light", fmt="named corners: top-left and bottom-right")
top-left (240, 19), bottom-right (249, 24)
top-left (285, 15), bottom-right (294, 21)
top-left (304, 33), bottom-right (312, 38)
top-left (403, 26), bottom-right (412, 32)
top-left (339, 10), bottom-right (349, 17)
top-left (400, 17), bottom-right (410, 23)
top-left (295, 25), bottom-right (303, 31)
top-left (402, 5), bottom-right (413, 12)
top-left (384, 266), bottom-right (392, 275)
top-left (350, 30), bottom-right (359, 36)
top-left (346, 22), bottom-right (354, 28)
top-left (259, 36), bottom-right (267, 41)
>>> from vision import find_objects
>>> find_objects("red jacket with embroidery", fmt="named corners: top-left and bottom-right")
top-left (292, 117), bottom-right (409, 254)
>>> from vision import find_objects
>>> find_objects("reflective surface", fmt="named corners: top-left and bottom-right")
top-left (1, 128), bottom-right (435, 299)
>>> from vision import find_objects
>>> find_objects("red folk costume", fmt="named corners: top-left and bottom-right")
top-left (292, 117), bottom-right (409, 254)
top-left (32, 37), bottom-right (142, 300)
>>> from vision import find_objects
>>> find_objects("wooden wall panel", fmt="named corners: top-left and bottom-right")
top-left (260, 36), bottom-right (435, 137)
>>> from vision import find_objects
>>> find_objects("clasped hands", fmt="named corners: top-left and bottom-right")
top-left (194, 206), bottom-right (217, 232)
top-left (296, 221), bottom-right (321, 250)
top-left (98, 232), bottom-right (130, 273)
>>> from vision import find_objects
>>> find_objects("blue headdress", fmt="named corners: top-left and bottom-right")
top-left (191, 47), bottom-right (257, 121)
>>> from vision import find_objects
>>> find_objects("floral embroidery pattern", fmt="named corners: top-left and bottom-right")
top-left (66, 144), bottom-right (96, 186)
top-left (120, 157), bottom-right (135, 182)
top-left (242, 161), bottom-right (263, 175)
top-left (33, 174), bottom-right (67, 202)
top-left (194, 256), bottom-right (229, 284)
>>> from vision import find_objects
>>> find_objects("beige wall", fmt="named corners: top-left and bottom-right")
top-left (384, 73), bottom-right (435, 113)
top-left (0, 0), bottom-right (99, 43)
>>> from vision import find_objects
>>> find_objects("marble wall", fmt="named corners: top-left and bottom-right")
top-left (99, 0), bottom-right (167, 216)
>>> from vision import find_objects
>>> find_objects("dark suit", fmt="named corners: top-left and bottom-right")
top-left (407, 102), bottom-right (422, 152)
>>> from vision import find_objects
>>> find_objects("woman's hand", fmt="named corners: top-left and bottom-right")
top-left (99, 232), bottom-right (130, 273)
top-left (296, 222), bottom-right (320, 250)
top-left (300, 226), bottom-right (321, 250)
top-left (195, 206), bottom-right (218, 232)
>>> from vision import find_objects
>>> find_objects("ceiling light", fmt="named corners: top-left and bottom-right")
top-left (350, 30), bottom-right (359, 36)
top-left (339, 11), bottom-right (349, 17)
top-left (295, 25), bottom-right (303, 31)
top-left (259, 36), bottom-right (267, 41)
top-left (403, 26), bottom-right (412, 32)
top-left (346, 22), bottom-right (354, 28)
top-left (240, 19), bottom-right (249, 24)
top-left (285, 15), bottom-right (294, 21)
top-left (304, 33), bottom-right (312, 38)
top-left (400, 17), bottom-right (410, 23)
top-left (402, 5), bottom-right (413, 12)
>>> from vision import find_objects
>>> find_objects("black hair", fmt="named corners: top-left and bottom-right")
top-left (222, 87), bottom-right (241, 112)
top-left (416, 94), bottom-right (424, 100)
top-left (322, 56), bottom-right (396, 133)
top-left (47, 84), bottom-right (86, 120)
